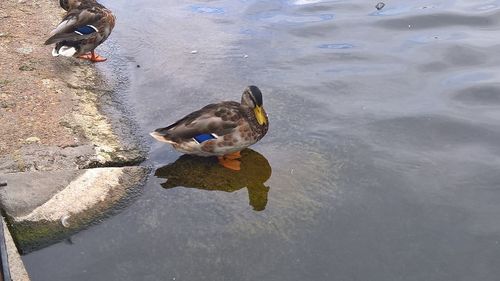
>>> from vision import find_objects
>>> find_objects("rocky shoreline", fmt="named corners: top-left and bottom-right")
top-left (0, 0), bottom-right (149, 277)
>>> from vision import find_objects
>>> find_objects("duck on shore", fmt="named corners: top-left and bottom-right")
top-left (45, 0), bottom-right (115, 62)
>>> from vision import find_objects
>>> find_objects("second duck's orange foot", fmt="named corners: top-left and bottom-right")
top-left (78, 52), bottom-right (107, 62)
top-left (77, 53), bottom-right (93, 60)
top-left (218, 156), bottom-right (241, 171)
top-left (89, 54), bottom-right (107, 62)
top-left (224, 151), bottom-right (241, 160)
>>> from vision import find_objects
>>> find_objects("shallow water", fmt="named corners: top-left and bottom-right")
top-left (24, 0), bottom-right (500, 280)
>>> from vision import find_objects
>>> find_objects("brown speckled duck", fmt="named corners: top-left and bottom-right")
top-left (45, 0), bottom-right (115, 62)
top-left (150, 86), bottom-right (269, 171)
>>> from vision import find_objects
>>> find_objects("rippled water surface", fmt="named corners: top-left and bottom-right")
top-left (24, 0), bottom-right (500, 280)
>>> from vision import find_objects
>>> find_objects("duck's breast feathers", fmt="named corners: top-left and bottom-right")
top-left (45, 4), bottom-right (115, 45)
top-left (152, 102), bottom-right (244, 143)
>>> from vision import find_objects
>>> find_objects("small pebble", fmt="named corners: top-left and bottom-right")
top-left (25, 136), bottom-right (41, 144)
top-left (19, 65), bottom-right (35, 71)
top-left (191, 50), bottom-right (198, 54)
top-left (41, 79), bottom-right (51, 87)
top-left (16, 46), bottom-right (33, 55)
top-left (375, 2), bottom-right (385, 10)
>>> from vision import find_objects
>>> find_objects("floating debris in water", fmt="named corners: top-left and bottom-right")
top-left (190, 50), bottom-right (198, 54)
top-left (375, 2), bottom-right (385, 10)
top-left (243, 54), bottom-right (248, 58)
top-left (136, 64), bottom-right (140, 68)
top-left (61, 214), bottom-right (71, 228)
top-left (0, 180), bottom-right (6, 187)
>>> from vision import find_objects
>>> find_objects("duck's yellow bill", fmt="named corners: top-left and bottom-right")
top-left (254, 106), bottom-right (267, 125)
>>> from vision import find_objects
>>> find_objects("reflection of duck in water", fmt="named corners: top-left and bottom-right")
top-left (150, 86), bottom-right (269, 171)
top-left (155, 149), bottom-right (272, 211)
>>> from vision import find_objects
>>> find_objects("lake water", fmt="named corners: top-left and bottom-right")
top-left (23, 0), bottom-right (500, 280)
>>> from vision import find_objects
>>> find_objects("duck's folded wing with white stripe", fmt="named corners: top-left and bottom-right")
top-left (153, 103), bottom-right (242, 142)
top-left (45, 9), bottom-right (101, 44)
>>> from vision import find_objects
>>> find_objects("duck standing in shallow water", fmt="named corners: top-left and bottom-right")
top-left (151, 86), bottom-right (269, 171)
top-left (45, 0), bottom-right (115, 62)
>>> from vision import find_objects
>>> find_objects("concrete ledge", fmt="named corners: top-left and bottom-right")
top-left (2, 218), bottom-right (30, 281)
top-left (0, 166), bottom-right (148, 253)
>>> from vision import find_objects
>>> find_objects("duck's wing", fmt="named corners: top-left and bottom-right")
top-left (151, 102), bottom-right (244, 143)
top-left (45, 8), bottom-right (103, 45)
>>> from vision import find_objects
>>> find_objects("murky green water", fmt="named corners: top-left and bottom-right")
top-left (24, 0), bottom-right (500, 280)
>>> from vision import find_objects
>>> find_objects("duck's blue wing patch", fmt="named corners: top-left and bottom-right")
top-left (74, 25), bottom-right (98, 35)
top-left (193, 133), bottom-right (216, 144)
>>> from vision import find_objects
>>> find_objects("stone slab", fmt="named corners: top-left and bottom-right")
top-left (0, 166), bottom-right (148, 253)
top-left (0, 170), bottom-right (84, 218)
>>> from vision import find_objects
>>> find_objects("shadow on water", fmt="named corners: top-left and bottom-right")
top-left (154, 149), bottom-right (272, 211)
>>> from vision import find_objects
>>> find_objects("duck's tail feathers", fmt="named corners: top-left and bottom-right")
top-left (150, 131), bottom-right (176, 144)
top-left (52, 46), bottom-right (77, 57)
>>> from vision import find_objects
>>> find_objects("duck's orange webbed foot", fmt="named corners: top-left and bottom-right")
top-left (218, 153), bottom-right (241, 171)
top-left (78, 51), bottom-right (107, 62)
top-left (224, 151), bottom-right (241, 160)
